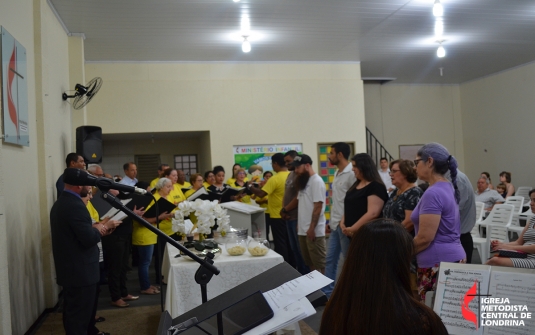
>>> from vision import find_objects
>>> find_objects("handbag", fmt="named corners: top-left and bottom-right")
top-left (498, 249), bottom-right (528, 258)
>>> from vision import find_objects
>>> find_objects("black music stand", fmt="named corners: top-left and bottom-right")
top-left (157, 262), bottom-right (327, 335)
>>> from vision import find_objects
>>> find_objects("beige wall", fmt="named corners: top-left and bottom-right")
top-left (84, 63), bottom-right (367, 172)
top-left (460, 62), bottom-right (535, 187)
top-left (364, 83), bottom-right (465, 169)
top-left (0, 1), bottom-right (71, 333)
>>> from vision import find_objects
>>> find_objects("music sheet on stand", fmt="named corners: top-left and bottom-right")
top-left (484, 270), bottom-right (535, 335)
top-left (434, 263), bottom-right (490, 335)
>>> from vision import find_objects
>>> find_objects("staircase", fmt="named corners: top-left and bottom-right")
top-left (366, 127), bottom-right (394, 167)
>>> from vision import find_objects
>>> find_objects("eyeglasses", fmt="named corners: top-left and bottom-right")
top-left (237, 172), bottom-right (246, 175)
top-left (389, 169), bottom-right (400, 174)
top-left (413, 159), bottom-right (424, 166)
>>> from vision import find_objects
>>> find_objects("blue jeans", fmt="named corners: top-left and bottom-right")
top-left (136, 244), bottom-right (154, 291)
top-left (286, 219), bottom-right (310, 275)
top-left (322, 226), bottom-right (350, 298)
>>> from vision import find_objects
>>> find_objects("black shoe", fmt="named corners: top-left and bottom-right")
top-left (95, 316), bottom-right (106, 322)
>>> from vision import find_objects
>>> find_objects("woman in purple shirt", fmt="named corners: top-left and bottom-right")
top-left (411, 143), bottom-right (466, 302)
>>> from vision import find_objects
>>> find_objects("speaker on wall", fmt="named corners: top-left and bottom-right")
top-left (76, 126), bottom-right (102, 164)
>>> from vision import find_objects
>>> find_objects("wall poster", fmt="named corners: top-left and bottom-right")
top-left (1, 26), bottom-right (29, 146)
top-left (232, 144), bottom-right (302, 179)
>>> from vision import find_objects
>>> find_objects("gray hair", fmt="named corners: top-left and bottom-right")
top-left (155, 177), bottom-right (172, 190)
top-left (87, 164), bottom-right (102, 174)
top-left (417, 142), bottom-right (459, 203)
top-left (478, 176), bottom-right (490, 184)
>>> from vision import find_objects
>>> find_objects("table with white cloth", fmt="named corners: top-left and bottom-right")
top-left (162, 242), bottom-right (284, 318)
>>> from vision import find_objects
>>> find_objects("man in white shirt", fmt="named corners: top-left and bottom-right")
top-left (322, 143), bottom-right (356, 298)
top-left (378, 157), bottom-right (394, 192)
top-left (120, 162), bottom-right (138, 186)
top-left (293, 154), bottom-right (326, 274)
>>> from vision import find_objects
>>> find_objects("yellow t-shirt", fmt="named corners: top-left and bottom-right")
top-left (170, 184), bottom-right (187, 204)
top-left (255, 195), bottom-right (269, 214)
top-left (231, 181), bottom-right (251, 204)
top-left (226, 177), bottom-right (249, 185)
top-left (178, 181), bottom-right (192, 189)
top-left (150, 177), bottom-right (160, 189)
top-left (132, 193), bottom-right (161, 246)
top-left (86, 201), bottom-right (99, 222)
top-left (262, 170), bottom-right (289, 219)
top-left (183, 189), bottom-right (198, 225)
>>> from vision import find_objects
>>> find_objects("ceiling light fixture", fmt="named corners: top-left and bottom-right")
top-left (434, 19), bottom-right (444, 38)
top-left (437, 42), bottom-right (446, 58)
top-left (233, 0), bottom-right (240, 2)
top-left (242, 36), bottom-right (251, 53)
top-left (241, 15), bottom-right (250, 36)
top-left (433, 0), bottom-right (443, 17)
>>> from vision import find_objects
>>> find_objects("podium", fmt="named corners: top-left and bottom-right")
top-left (220, 202), bottom-right (266, 239)
top-left (157, 262), bottom-right (327, 335)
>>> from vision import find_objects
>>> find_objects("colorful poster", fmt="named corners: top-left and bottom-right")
top-left (233, 144), bottom-right (302, 178)
top-left (1, 26), bottom-right (29, 146)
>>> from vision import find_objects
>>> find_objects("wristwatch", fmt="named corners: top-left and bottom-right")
top-left (281, 207), bottom-right (287, 213)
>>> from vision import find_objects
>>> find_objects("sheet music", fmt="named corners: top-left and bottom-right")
top-left (262, 270), bottom-right (332, 311)
top-left (484, 270), bottom-right (535, 335)
top-left (99, 198), bottom-right (131, 220)
top-left (241, 298), bottom-right (315, 335)
top-left (434, 263), bottom-right (490, 335)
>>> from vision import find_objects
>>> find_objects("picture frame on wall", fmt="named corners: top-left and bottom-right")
top-left (1, 26), bottom-right (29, 146)
top-left (399, 144), bottom-right (424, 161)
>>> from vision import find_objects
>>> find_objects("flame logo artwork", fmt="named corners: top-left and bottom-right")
top-left (462, 281), bottom-right (479, 329)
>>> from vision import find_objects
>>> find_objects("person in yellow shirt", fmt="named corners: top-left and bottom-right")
top-left (135, 178), bottom-right (174, 295)
top-left (203, 171), bottom-right (215, 189)
top-left (177, 170), bottom-right (192, 189)
top-left (231, 168), bottom-right (251, 204)
top-left (184, 173), bottom-right (204, 225)
top-left (253, 171), bottom-right (272, 238)
top-left (149, 164), bottom-right (169, 189)
top-left (226, 163), bottom-right (242, 185)
top-left (247, 153), bottom-right (295, 267)
top-left (163, 168), bottom-right (186, 205)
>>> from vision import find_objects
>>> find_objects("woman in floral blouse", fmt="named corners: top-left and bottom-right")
top-left (382, 159), bottom-right (422, 235)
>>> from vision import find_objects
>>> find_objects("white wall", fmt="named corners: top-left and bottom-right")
top-left (84, 63), bottom-right (367, 171)
top-left (460, 61), bottom-right (535, 187)
top-left (364, 83), bottom-right (465, 169)
top-left (0, 1), bottom-right (71, 333)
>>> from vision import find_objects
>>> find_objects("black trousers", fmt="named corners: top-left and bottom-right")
top-left (268, 217), bottom-right (296, 267)
top-left (460, 232), bottom-right (474, 263)
top-left (102, 234), bottom-right (131, 301)
top-left (63, 284), bottom-right (98, 335)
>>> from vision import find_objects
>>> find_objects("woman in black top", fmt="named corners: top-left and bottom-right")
top-left (340, 153), bottom-right (388, 237)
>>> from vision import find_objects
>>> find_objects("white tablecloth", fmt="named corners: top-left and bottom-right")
top-left (163, 242), bottom-right (284, 318)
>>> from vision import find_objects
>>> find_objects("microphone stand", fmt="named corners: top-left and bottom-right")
top-left (99, 190), bottom-right (220, 328)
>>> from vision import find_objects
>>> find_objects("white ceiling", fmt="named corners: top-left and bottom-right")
top-left (49, 0), bottom-right (535, 84)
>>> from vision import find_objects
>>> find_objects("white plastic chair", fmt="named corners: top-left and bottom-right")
top-left (478, 204), bottom-right (514, 231)
top-left (471, 202), bottom-right (486, 263)
top-left (505, 196), bottom-right (524, 214)
top-left (508, 208), bottom-right (534, 240)
top-left (475, 201), bottom-right (485, 223)
top-left (516, 186), bottom-right (532, 205)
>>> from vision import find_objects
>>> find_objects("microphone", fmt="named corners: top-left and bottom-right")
top-left (63, 168), bottom-right (147, 195)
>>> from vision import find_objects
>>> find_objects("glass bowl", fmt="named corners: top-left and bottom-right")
top-left (225, 235), bottom-right (247, 256)
top-left (247, 238), bottom-right (270, 256)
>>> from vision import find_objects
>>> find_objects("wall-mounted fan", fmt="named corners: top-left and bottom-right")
top-left (62, 77), bottom-right (103, 110)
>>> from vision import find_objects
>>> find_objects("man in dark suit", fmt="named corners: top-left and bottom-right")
top-left (50, 180), bottom-right (113, 334)
top-left (55, 153), bottom-right (86, 197)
